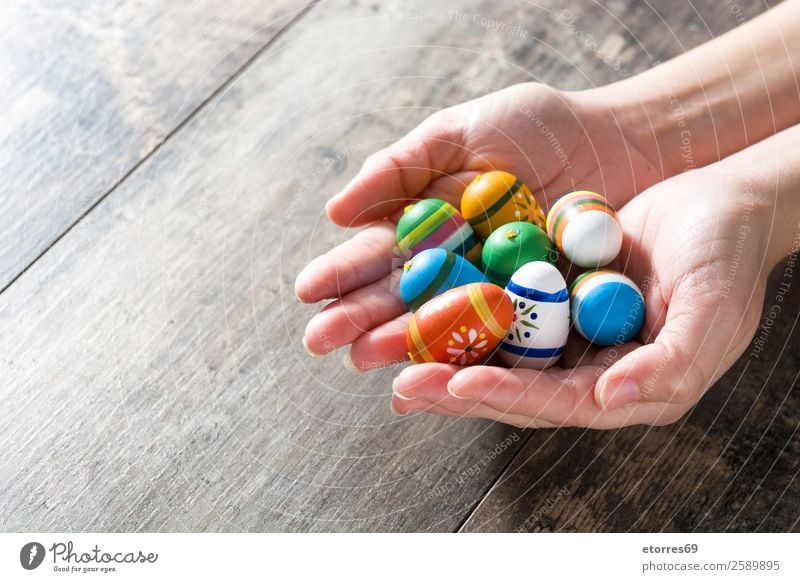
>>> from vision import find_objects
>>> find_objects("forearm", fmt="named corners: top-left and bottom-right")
top-left (600, 0), bottom-right (800, 177)
top-left (717, 122), bottom-right (800, 266)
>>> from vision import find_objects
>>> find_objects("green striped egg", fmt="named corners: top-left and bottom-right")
top-left (396, 198), bottom-right (482, 266)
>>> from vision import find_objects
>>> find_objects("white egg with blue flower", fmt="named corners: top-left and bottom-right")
top-left (498, 261), bottom-right (570, 369)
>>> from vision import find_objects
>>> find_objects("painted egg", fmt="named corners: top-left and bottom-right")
top-left (499, 262), bottom-right (570, 369)
top-left (396, 198), bottom-right (482, 266)
top-left (481, 221), bottom-right (557, 288)
top-left (461, 171), bottom-right (546, 240)
top-left (570, 269), bottom-right (645, 346)
top-left (546, 190), bottom-right (623, 268)
top-left (407, 282), bottom-right (513, 366)
top-left (400, 248), bottom-right (487, 312)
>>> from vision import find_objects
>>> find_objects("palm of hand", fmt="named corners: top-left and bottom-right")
top-left (389, 170), bottom-right (766, 428)
top-left (297, 85), bottom-right (762, 428)
top-left (614, 171), bottom-right (766, 395)
top-left (298, 84), bottom-right (655, 368)
top-left (439, 84), bottom-right (662, 211)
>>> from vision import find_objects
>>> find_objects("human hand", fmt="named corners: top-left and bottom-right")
top-left (390, 165), bottom-right (783, 428)
top-left (296, 82), bottom-right (666, 361)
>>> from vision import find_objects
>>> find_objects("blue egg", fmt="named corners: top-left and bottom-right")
top-left (569, 269), bottom-right (645, 346)
top-left (399, 248), bottom-right (487, 312)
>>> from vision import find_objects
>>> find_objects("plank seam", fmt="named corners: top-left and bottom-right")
top-left (454, 430), bottom-right (535, 532)
top-left (0, 0), bottom-right (320, 299)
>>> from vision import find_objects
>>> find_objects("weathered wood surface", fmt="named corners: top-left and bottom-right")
top-left (458, 0), bottom-right (799, 533)
top-left (1, 0), bottom-right (541, 533)
top-left (0, 0), bottom-right (793, 533)
top-left (0, 0), bottom-right (309, 291)
top-left (462, 261), bottom-right (800, 532)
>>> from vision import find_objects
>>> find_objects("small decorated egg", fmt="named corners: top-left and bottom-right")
top-left (407, 282), bottom-right (513, 366)
top-left (546, 190), bottom-right (623, 268)
top-left (481, 221), bottom-right (557, 287)
top-left (400, 248), bottom-right (487, 312)
top-left (499, 262), bottom-right (570, 369)
top-left (570, 269), bottom-right (645, 346)
top-left (461, 171), bottom-right (546, 240)
top-left (396, 198), bottom-right (482, 266)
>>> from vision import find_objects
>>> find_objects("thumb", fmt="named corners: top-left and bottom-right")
top-left (595, 287), bottom-right (753, 411)
top-left (325, 110), bottom-right (467, 227)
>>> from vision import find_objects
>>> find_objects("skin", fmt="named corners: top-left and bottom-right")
top-left (296, 1), bottom-right (800, 428)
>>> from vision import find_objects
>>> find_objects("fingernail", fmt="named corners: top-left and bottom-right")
top-left (390, 399), bottom-right (409, 416)
top-left (325, 195), bottom-right (341, 217)
top-left (302, 336), bottom-right (319, 356)
top-left (392, 377), bottom-right (415, 400)
top-left (294, 270), bottom-right (314, 303)
top-left (446, 379), bottom-right (471, 399)
top-left (599, 377), bottom-right (640, 410)
top-left (343, 352), bottom-right (364, 374)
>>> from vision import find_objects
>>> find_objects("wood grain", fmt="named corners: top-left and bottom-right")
top-left (0, 0), bottom-right (792, 533)
top-left (460, 0), bottom-right (799, 533)
top-left (0, 0), bottom-right (309, 291)
top-left (461, 262), bottom-right (800, 532)
top-left (1, 0), bottom-right (547, 532)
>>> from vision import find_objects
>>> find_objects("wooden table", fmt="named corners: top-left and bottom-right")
top-left (1, 0), bottom-right (796, 532)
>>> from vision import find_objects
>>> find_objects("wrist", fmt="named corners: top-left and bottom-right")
top-left (715, 128), bottom-right (800, 268)
top-left (567, 83), bottom-right (686, 183)
top-left (763, 181), bottom-right (800, 269)
top-left (592, 75), bottom-right (724, 179)
top-left (582, 1), bottom-right (800, 181)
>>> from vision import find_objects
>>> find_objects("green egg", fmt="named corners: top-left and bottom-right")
top-left (481, 221), bottom-right (557, 287)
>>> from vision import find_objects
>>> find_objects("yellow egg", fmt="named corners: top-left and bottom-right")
top-left (461, 171), bottom-right (545, 240)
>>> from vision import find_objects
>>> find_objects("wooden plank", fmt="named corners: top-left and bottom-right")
top-left (461, 262), bottom-right (800, 532)
top-left (0, 0), bottom-right (552, 532)
top-left (0, 0), bottom-right (309, 291)
top-left (0, 0), bottom-right (787, 533)
top-left (458, 1), bottom-right (796, 533)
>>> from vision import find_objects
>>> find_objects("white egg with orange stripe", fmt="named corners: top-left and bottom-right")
top-left (546, 190), bottom-right (623, 268)
top-left (570, 269), bottom-right (645, 346)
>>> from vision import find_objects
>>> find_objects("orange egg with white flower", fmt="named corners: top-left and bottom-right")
top-left (406, 282), bottom-right (514, 366)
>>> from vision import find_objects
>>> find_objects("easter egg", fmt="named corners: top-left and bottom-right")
top-left (546, 190), bottom-right (623, 268)
top-left (461, 171), bottom-right (546, 240)
top-left (396, 198), bottom-right (482, 266)
top-left (407, 282), bottom-right (513, 366)
top-left (570, 269), bottom-right (645, 346)
top-left (481, 221), bottom-right (557, 287)
top-left (499, 262), bottom-right (570, 369)
top-left (400, 248), bottom-right (487, 312)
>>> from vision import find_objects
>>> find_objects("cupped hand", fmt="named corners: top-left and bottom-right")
top-left (391, 167), bottom-right (773, 428)
top-left (296, 83), bottom-right (665, 362)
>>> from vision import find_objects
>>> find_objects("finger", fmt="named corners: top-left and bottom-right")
top-left (449, 365), bottom-right (598, 424)
top-left (326, 112), bottom-right (468, 226)
top-left (448, 362), bottom-right (679, 428)
top-left (390, 397), bottom-right (462, 417)
top-left (595, 274), bottom-right (759, 410)
top-left (303, 270), bottom-right (405, 355)
top-left (383, 171), bottom-right (482, 227)
top-left (349, 313), bottom-right (411, 370)
top-left (295, 222), bottom-right (396, 303)
top-left (391, 394), bottom-right (556, 428)
top-left (390, 364), bottom-right (557, 427)
top-left (411, 171), bottom-right (482, 210)
top-left (392, 363), bottom-right (489, 413)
